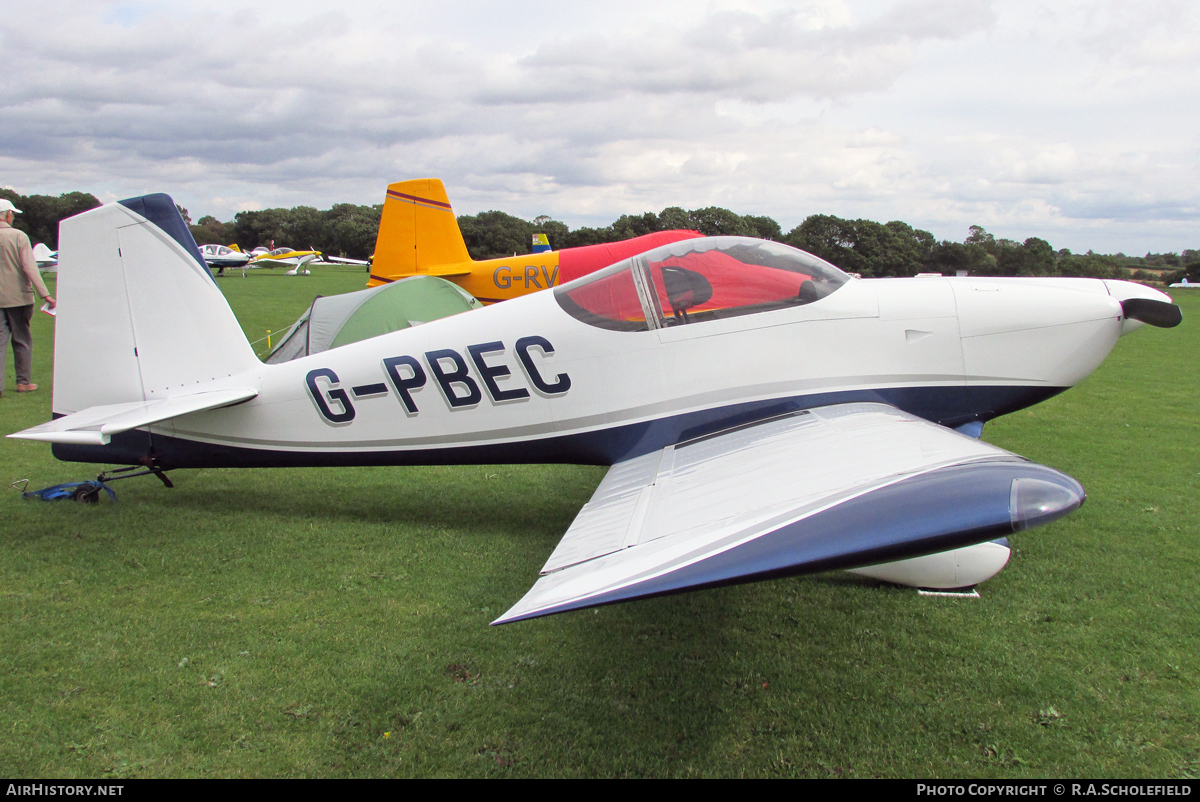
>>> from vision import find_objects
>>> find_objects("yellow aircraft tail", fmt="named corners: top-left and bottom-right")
top-left (370, 179), bottom-right (472, 284)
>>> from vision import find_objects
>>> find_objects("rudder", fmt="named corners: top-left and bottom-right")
top-left (369, 179), bottom-right (472, 285)
top-left (52, 194), bottom-right (260, 416)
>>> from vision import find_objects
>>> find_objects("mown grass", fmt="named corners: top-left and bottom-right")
top-left (1, 271), bottom-right (1196, 778)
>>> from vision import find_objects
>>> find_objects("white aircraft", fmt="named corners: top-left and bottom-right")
top-left (9, 195), bottom-right (1183, 623)
top-left (1169, 277), bottom-right (1198, 288)
top-left (197, 243), bottom-right (251, 276)
top-left (33, 243), bottom-right (58, 268)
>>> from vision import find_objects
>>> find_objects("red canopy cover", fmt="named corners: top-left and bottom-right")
top-left (557, 230), bottom-right (702, 283)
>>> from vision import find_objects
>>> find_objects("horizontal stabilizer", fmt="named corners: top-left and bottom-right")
top-left (495, 403), bottom-right (1084, 624)
top-left (368, 268), bottom-right (472, 284)
top-left (9, 388), bottom-right (257, 446)
top-left (419, 268), bottom-right (471, 278)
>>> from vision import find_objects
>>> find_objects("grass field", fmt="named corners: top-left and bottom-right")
top-left (1, 269), bottom-right (1197, 778)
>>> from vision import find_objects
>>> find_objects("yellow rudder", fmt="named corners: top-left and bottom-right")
top-left (369, 178), bottom-right (473, 285)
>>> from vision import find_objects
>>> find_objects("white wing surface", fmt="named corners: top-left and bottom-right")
top-left (321, 256), bottom-right (371, 266)
top-left (495, 402), bottom-right (1084, 623)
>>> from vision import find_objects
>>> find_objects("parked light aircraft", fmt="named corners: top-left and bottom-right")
top-left (1169, 277), bottom-right (1198, 288)
top-left (198, 243), bottom-right (250, 268)
top-left (211, 244), bottom-right (365, 276)
top-left (33, 243), bottom-right (58, 268)
top-left (367, 178), bottom-right (703, 302)
top-left (10, 195), bottom-right (1183, 623)
top-left (197, 243), bottom-right (251, 275)
top-left (246, 246), bottom-right (320, 275)
top-left (250, 246), bottom-right (323, 264)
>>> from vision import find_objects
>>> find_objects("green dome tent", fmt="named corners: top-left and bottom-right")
top-left (265, 276), bottom-right (482, 364)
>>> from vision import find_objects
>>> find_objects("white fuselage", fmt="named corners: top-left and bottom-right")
top-left (84, 274), bottom-right (1136, 470)
top-left (198, 244), bottom-right (251, 268)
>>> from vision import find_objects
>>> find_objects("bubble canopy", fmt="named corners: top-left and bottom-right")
top-left (554, 237), bottom-right (851, 332)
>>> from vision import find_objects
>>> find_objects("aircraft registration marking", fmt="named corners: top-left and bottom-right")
top-left (306, 336), bottom-right (572, 425)
top-left (493, 264), bottom-right (559, 290)
top-left (351, 383), bottom-right (389, 398)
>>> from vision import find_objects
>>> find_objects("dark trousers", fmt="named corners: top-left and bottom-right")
top-left (1, 304), bottom-right (34, 391)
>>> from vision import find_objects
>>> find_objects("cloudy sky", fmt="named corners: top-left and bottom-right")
top-left (1, 0), bottom-right (1197, 253)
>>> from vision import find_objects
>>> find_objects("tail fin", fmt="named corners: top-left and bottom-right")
top-left (33, 242), bottom-right (57, 266)
top-left (369, 179), bottom-right (473, 285)
top-left (52, 194), bottom-right (260, 416)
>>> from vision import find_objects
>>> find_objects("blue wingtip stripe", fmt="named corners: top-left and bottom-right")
top-left (498, 461), bottom-right (1083, 622)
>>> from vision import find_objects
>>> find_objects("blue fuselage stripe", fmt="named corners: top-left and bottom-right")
top-left (51, 384), bottom-right (1067, 470)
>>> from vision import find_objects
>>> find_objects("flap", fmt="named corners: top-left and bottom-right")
top-left (8, 388), bottom-right (258, 445)
top-left (494, 403), bottom-right (1084, 623)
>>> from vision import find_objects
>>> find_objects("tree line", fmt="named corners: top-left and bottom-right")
top-left (0, 188), bottom-right (102, 250)
top-left (186, 203), bottom-right (383, 261)
top-left (3, 186), bottom-right (1196, 284)
top-left (456, 205), bottom-right (1199, 284)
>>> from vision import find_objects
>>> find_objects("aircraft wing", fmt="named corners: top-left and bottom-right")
top-left (8, 388), bottom-right (258, 446)
top-left (494, 402), bottom-right (1084, 623)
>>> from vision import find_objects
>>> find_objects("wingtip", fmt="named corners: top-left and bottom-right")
top-left (491, 600), bottom-right (552, 625)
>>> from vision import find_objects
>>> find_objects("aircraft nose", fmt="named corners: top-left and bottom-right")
top-left (954, 280), bottom-right (1125, 388)
top-left (954, 279), bottom-right (1123, 339)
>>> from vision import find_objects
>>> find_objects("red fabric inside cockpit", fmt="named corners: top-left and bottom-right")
top-left (563, 266), bottom-right (645, 324)
top-left (649, 251), bottom-right (810, 312)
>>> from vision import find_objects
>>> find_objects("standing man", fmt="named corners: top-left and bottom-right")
top-left (0, 198), bottom-right (56, 397)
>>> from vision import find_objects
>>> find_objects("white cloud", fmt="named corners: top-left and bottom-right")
top-left (0, 0), bottom-right (1197, 252)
